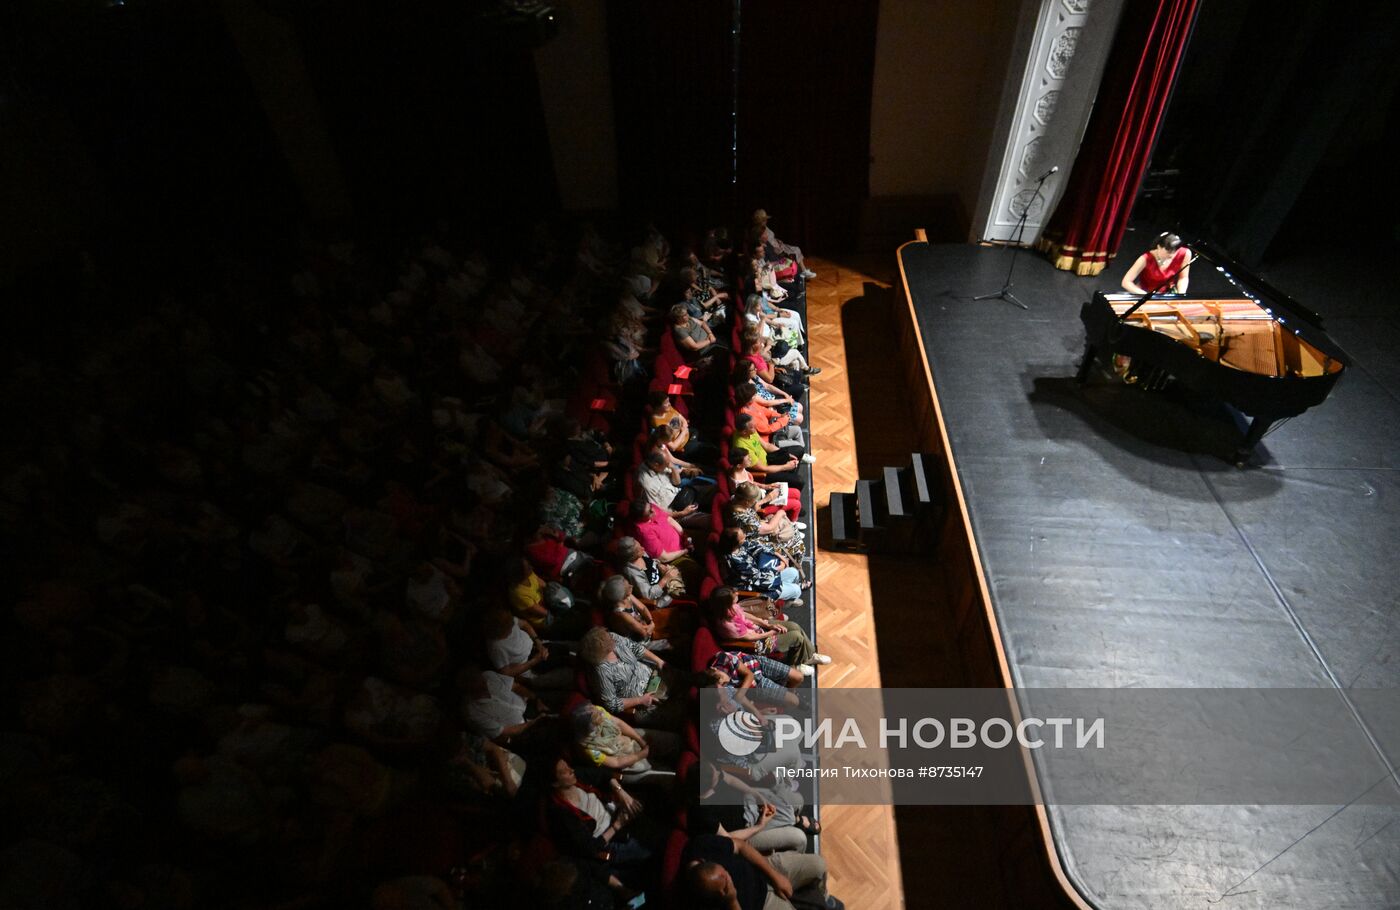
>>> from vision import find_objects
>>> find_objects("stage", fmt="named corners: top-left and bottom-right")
top-left (896, 236), bottom-right (1400, 908)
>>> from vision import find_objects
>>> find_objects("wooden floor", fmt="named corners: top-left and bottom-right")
top-left (804, 255), bottom-right (1015, 910)
top-left (804, 255), bottom-right (908, 908)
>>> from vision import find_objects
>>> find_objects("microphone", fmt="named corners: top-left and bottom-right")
top-left (1036, 165), bottom-right (1059, 181)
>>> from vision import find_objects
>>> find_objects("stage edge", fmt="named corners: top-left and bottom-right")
top-left (895, 236), bottom-right (1097, 910)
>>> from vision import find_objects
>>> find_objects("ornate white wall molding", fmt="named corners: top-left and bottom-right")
top-left (975, 0), bottom-right (1126, 244)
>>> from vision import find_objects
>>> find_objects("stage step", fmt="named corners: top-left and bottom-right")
top-left (855, 479), bottom-right (887, 531)
top-left (910, 452), bottom-right (937, 504)
top-left (829, 491), bottom-right (859, 547)
top-left (883, 465), bottom-right (913, 518)
top-left (826, 452), bottom-right (947, 554)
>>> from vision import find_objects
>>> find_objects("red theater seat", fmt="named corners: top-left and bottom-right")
top-left (661, 828), bottom-right (690, 897)
top-left (691, 625), bottom-right (721, 672)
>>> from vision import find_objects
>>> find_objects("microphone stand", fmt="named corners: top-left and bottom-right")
top-left (974, 167), bottom-right (1054, 310)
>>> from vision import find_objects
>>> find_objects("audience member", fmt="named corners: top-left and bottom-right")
top-left (626, 499), bottom-right (703, 592)
top-left (577, 627), bottom-right (682, 728)
top-left (704, 586), bottom-right (828, 668)
top-left (0, 214), bottom-right (831, 909)
top-left (750, 208), bottom-right (816, 279)
top-left (615, 534), bottom-right (686, 605)
top-left (682, 833), bottom-right (841, 910)
top-left (635, 450), bottom-right (715, 528)
top-left (731, 415), bottom-right (807, 487)
top-left (691, 760), bottom-right (816, 854)
top-left (726, 481), bottom-right (807, 566)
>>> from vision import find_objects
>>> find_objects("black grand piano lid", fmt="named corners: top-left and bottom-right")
top-left (1179, 235), bottom-right (1351, 369)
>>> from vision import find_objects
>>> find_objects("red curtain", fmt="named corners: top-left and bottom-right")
top-left (1039, 0), bottom-right (1201, 275)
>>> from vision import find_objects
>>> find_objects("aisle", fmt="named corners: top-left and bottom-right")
top-left (803, 256), bottom-right (907, 908)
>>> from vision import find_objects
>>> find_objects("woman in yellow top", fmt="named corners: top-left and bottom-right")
top-left (508, 558), bottom-right (548, 627)
top-left (507, 558), bottom-right (586, 640)
top-left (730, 414), bottom-right (805, 487)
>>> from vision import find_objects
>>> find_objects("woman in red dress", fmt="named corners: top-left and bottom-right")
top-left (1120, 232), bottom-right (1191, 294)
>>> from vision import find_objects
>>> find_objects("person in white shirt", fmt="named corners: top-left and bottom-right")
top-left (751, 208), bottom-right (816, 279)
top-left (460, 667), bottom-right (548, 745)
top-left (635, 452), bottom-right (712, 528)
top-left (482, 608), bottom-right (573, 690)
top-left (405, 561), bottom-right (457, 623)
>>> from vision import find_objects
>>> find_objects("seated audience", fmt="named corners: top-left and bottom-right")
top-left (727, 454), bottom-right (802, 523)
top-left (626, 499), bottom-right (702, 593)
top-left (537, 482), bottom-right (588, 544)
top-left (726, 481), bottom-right (807, 566)
top-left (751, 207), bottom-right (816, 279)
top-left (404, 559), bottom-right (459, 624)
top-left (703, 226), bottom-right (734, 270)
top-left (343, 676), bottom-right (443, 750)
top-left (577, 627), bottom-right (682, 728)
top-left (481, 608), bottom-right (573, 690)
top-left (670, 304), bottom-right (727, 373)
top-left (691, 760), bottom-right (817, 854)
top-left (1, 214), bottom-right (831, 909)
top-left (731, 415), bottom-right (807, 487)
top-left (682, 833), bottom-right (841, 910)
top-left (543, 757), bottom-right (653, 900)
top-left (524, 524), bottom-right (595, 587)
top-left (552, 418), bottom-right (613, 501)
top-left (733, 358), bottom-right (803, 419)
top-left (747, 248), bottom-right (791, 302)
top-left (532, 858), bottom-right (615, 909)
top-left (447, 731), bottom-right (525, 800)
top-left (570, 702), bottom-right (678, 783)
top-left (705, 585), bottom-right (827, 668)
top-left (646, 425), bottom-right (716, 488)
top-left (602, 322), bottom-right (646, 385)
top-left (459, 666), bottom-right (548, 746)
top-left (644, 391), bottom-right (718, 465)
top-left (741, 329), bottom-right (807, 397)
top-left (718, 527), bottom-right (804, 605)
top-left (680, 269), bottom-right (727, 328)
top-left (743, 292), bottom-right (805, 352)
top-left (735, 382), bottom-right (806, 453)
top-left (634, 450), bottom-right (715, 528)
top-left (684, 245), bottom-right (730, 290)
top-left (705, 649), bottom-right (807, 688)
top-left (614, 534), bottom-right (686, 605)
top-left (507, 556), bottom-right (589, 641)
top-left (599, 574), bottom-right (683, 651)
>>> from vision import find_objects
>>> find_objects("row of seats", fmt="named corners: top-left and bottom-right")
top-left (571, 254), bottom-right (823, 903)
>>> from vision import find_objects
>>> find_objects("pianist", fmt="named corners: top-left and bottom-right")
top-left (1120, 232), bottom-right (1192, 295)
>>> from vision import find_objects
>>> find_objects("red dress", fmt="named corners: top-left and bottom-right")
top-left (1138, 248), bottom-right (1188, 292)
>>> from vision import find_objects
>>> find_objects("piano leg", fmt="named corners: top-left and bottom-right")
top-left (1235, 415), bottom-right (1275, 466)
top-left (1075, 343), bottom-right (1098, 385)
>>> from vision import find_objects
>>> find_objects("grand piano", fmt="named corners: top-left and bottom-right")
top-left (1076, 238), bottom-right (1349, 463)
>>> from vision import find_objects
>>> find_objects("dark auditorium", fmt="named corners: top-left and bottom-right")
top-left (4, 0), bottom-right (1400, 908)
